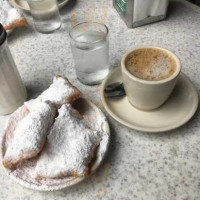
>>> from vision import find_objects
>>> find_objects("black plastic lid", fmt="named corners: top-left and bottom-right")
top-left (0, 24), bottom-right (7, 46)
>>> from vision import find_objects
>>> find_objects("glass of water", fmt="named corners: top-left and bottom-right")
top-left (27, 0), bottom-right (62, 33)
top-left (69, 22), bottom-right (109, 85)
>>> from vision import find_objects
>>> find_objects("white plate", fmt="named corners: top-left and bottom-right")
top-left (101, 67), bottom-right (199, 133)
top-left (0, 98), bottom-right (110, 191)
top-left (10, 0), bottom-right (69, 12)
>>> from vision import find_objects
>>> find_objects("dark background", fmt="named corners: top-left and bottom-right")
top-left (187, 0), bottom-right (200, 6)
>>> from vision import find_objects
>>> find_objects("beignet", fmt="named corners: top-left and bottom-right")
top-left (3, 101), bottom-right (56, 169)
top-left (35, 104), bottom-right (102, 179)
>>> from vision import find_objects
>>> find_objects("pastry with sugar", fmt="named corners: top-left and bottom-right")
top-left (1, 105), bottom-right (30, 161)
top-left (2, 101), bottom-right (56, 169)
top-left (35, 104), bottom-right (102, 179)
top-left (27, 75), bottom-right (82, 107)
top-left (0, 0), bottom-right (27, 30)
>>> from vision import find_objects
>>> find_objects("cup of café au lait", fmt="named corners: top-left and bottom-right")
top-left (121, 46), bottom-right (181, 110)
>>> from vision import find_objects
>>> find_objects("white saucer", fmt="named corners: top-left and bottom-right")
top-left (101, 67), bottom-right (199, 133)
top-left (10, 0), bottom-right (69, 13)
top-left (0, 99), bottom-right (110, 191)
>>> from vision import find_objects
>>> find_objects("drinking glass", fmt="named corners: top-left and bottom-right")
top-left (69, 22), bottom-right (109, 85)
top-left (27, 0), bottom-right (62, 33)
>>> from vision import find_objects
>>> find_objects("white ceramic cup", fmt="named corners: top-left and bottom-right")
top-left (121, 46), bottom-right (181, 110)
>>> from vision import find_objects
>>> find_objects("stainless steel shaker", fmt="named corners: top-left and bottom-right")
top-left (113, 0), bottom-right (169, 28)
top-left (0, 24), bottom-right (27, 115)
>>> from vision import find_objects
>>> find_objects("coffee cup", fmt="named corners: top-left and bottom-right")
top-left (121, 46), bottom-right (181, 110)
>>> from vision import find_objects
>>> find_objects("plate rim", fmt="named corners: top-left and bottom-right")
top-left (0, 99), bottom-right (110, 191)
top-left (101, 67), bottom-right (199, 133)
top-left (10, 0), bottom-right (69, 11)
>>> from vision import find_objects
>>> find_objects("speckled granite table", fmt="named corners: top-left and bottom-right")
top-left (1, 0), bottom-right (200, 199)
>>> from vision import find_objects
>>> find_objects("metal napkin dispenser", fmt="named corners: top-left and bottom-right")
top-left (113, 0), bottom-right (169, 28)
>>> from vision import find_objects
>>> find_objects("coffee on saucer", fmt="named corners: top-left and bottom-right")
top-left (121, 46), bottom-right (181, 110)
top-left (125, 48), bottom-right (177, 81)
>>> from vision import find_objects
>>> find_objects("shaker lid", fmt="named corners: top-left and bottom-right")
top-left (0, 24), bottom-right (7, 46)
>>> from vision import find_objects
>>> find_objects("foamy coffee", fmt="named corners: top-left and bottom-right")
top-left (125, 48), bottom-right (177, 81)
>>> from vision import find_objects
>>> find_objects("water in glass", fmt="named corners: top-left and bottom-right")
top-left (70, 24), bottom-right (109, 85)
top-left (28, 0), bottom-right (61, 33)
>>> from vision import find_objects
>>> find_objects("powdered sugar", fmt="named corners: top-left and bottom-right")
top-left (2, 105), bottom-right (29, 156)
top-left (0, 73), bottom-right (109, 190)
top-left (38, 76), bottom-right (78, 105)
top-left (0, 99), bottom-right (109, 191)
top-left (35, 104), bottom-right (102, 178)
top-left (0, 0), bottom-right (24, 27)
top-left (25, 76), bottom-right (81, 110)
top-left (3, 101), bottom-right (56, 169)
